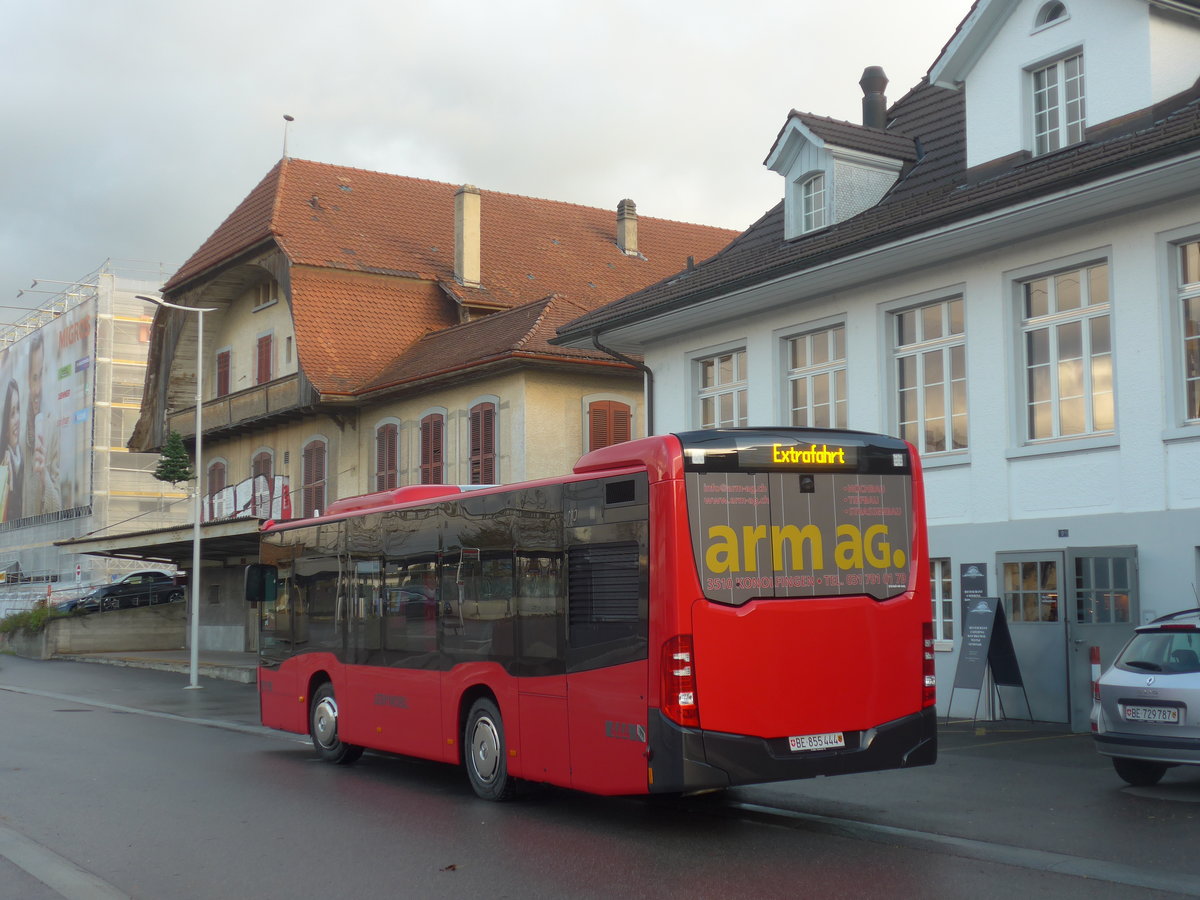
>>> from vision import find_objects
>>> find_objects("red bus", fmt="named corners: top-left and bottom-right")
top-left (245, 428), bottom-right (936, 799)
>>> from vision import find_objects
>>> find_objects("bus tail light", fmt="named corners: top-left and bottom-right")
top-left (922, 622), bottom-right (936, 708)
top-left (662, 635), bottom-right (700, 728)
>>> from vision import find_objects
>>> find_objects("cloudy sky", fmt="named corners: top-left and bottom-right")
top-left (1, 0), bottom-right (971, 315)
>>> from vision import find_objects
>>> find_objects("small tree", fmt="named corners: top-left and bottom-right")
top-left (154, 431), bottom-right (195, 486)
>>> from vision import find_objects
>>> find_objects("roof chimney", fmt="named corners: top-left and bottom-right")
top-left (617, 198), bottom-right (638, 256)
top-left (455, 184), bottom-right (481, 287)
top-left (859, 66), bottom-right (889, 130)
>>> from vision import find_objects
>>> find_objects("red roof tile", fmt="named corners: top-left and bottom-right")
top-left (166, 158), bottom-right (737, 395)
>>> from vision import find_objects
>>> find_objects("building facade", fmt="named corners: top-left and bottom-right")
top-left (102, 159), bottom-right (735, 651)
top-left (0, 262), bottom-right (188, 614)
top-left (556, 0), bottom-right (1200, 730)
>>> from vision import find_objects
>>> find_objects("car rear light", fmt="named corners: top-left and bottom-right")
top-left (1156, 624), bottom-right (1198, 632)
top-left (922, 622), bottom-right (936, 708)
top-left (661, 635), bottom-right (700, 727)
top-left (1090, 645), bottom-right (1102, 702)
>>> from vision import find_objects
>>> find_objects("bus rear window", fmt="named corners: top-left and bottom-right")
top-left (686, 470), bottom-right (913, 605)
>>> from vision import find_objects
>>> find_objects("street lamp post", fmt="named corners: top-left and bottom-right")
top-left (137, 295), bottom-right (216, 689)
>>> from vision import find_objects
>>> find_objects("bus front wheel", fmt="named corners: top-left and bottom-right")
top-left (464, 698), bottom-right (517, 801)
top-left (310, 682), bottom-right (363, 765)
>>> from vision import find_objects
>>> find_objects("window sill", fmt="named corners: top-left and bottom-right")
top-left (1162, 423), bottom-right (1200, 444)
top-left (1005, 434), bottom-right (1117, 460)
top-left (919, 450), bottom-right (971, 470)
top-left (251, 299), bottom-right (278, 313)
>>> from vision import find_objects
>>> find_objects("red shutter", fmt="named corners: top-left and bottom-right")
top-left (376, 424), bottom-right (398, 491)
top-left (257, 335), bottom-right (273, 384)
top-left (207, 461), bottom-right (226, 495)
top-left (420, 415), bottom-right (443, 485)
top-left (216, 350), bottom-right (231, 397)
top-left (588, 401), bottom-right (632, 450)
top-left (302, 440), bottom-right (326, 516)
top-left (469, 402), bottom-right (496, 484)
top-left (252, 451), bottom-right (272, 479)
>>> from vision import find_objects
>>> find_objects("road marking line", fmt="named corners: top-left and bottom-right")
top-left (728, 801), bottom-right (1200, 897)
top-left (0, 684), bottom-right (285, 740)
top-left (0, 823), bottom-right (130, 900)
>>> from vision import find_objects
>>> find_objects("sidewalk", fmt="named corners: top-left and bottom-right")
top-left (50, 648), bottom-right (259, 683)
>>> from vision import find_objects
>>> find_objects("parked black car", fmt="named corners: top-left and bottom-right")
top-left (67, 571), bottom-right (185, 613)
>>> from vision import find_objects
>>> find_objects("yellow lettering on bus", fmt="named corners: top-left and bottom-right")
top-left (706, 525), bottom-right (740, 574)
top-left (706, 522), bottom-right (904, 577)
top-left (771, 524), bottom-right (824, 571)
top-left (743, 524), bottom-right (767, 573)
top-left (835, 524), bottom-right (864, 569)
top-left (865, 525), bottom-right (891, 568)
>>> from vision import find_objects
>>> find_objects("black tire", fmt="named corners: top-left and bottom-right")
top-left (310, 682), bottom-right (363, 765)
top-left (166, 590), bottom-right (184, 603)
top-left (464, 698), bottom-right (517, 801)
top-left (1112, 756), bottom-right (1167, 787)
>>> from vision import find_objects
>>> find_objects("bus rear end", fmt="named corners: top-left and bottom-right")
top-left (647, 428), bottom-right (936, 793)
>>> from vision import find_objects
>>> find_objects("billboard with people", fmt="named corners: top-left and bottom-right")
top-left (0, 299), bottom-right (95, 525)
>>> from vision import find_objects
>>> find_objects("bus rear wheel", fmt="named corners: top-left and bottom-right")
top-left (310, 682), bottom-right (363, 765)
top-left (464, 698), bottom-right (517, 801)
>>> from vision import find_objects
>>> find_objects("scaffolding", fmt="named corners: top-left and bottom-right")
top-left (0, 260), bottom-right (187, 612)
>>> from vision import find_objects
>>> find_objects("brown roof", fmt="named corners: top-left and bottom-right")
top-left (766, 112), bottom-right (919, 163)
top-left (166, 158), bottom-right (737, 395)
top-left (363, 295), bottom-right (617, 395)
top-left (557, 76), bottom-right (1200, 340)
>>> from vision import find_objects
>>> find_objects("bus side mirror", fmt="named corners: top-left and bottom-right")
top-left (245, 563), bottom-right (278, 605)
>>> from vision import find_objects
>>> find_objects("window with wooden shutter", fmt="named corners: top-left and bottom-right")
top-left (256, 334), bottom-right (273, 385)
top-left (252, 451), bottom-right (273, 479)
top-left (216, 350), bottom-right (231, 398)
top-left (587, 400), bottom-right (632, 450)
top-left (302, 439), bottom-right (326, 517)
top-left (375, 423), bottom-right (399, 491)
top-left (420, 414), bottom-right (443, 485)
top-left (469, 402), bottom-right (496, 484)
top-left (207, 461), bottom-right (226, 496)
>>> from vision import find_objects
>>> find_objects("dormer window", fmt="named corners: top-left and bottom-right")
top-left (1034, 2), bottom-right (1067, 29)
top-left (252, 278), bottom-right (280, 310)
top-left (801, 174), bottom-right (827, 234)
top-left (1032, 53), bottom-right (1085, 156)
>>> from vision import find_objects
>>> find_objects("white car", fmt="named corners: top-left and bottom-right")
top-left (1092, 608), bottom-right (1200, 786)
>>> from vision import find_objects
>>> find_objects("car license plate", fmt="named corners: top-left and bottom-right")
top-left (1123, 705), bottom-right (1180, 723)
top-left (788, 732), bottom-right (845, 752)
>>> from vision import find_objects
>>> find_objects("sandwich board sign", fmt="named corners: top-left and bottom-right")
top-left (948, 596), bottom-right (1030, 722)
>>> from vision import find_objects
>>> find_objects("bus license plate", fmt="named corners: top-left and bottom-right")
top-left (1124, 706), bottom-right (1179, 723)
top-left (788, 732), bottom-right (845, 752)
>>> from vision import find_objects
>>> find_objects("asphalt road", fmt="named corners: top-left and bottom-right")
top-left (2, 654), bottom-right (1198, 899)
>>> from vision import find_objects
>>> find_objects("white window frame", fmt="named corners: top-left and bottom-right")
top-left (1032, 1), bottom-right (1068, 31)
top-left (1177, 237), bottom-right (1200, 423)
top-left (1017, 258), bottom-right (1113, 444)
top-left (892, 296), bottom-right (968, 456)
top-left (930, 557), bottom-right (955, 645)
top-left (1031, 51), bottom-right (1085, 156)
top-left (800, 173), bottom-right (826, 234)
top-left (784, 322), bottom-right (847, 428)
top-left (695, 347), bottom-right (748, 429)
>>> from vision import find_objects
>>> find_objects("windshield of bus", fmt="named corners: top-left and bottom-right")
top-left (680, 429), bottom-right (914, 606)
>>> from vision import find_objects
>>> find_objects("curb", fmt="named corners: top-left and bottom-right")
top-left (50, 654), bottom-right (257, 684)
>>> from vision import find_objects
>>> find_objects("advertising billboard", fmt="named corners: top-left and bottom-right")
top-left (0, 298), bottom-right (95, 525)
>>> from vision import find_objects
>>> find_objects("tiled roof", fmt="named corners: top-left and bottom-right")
top-left (557, 77), bottom-right (1200, 340)
top-left (287, 267), bottom-right (459, 395)
top-left (363, 295), bottom-right (616, 395)
top-left (768, 112), bottom-right (919, 162)
top-left (165, 158), bottom-right (737, 395)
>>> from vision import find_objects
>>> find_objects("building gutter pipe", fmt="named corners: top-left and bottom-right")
top-left (591, 330), bottom-right (654, 435)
